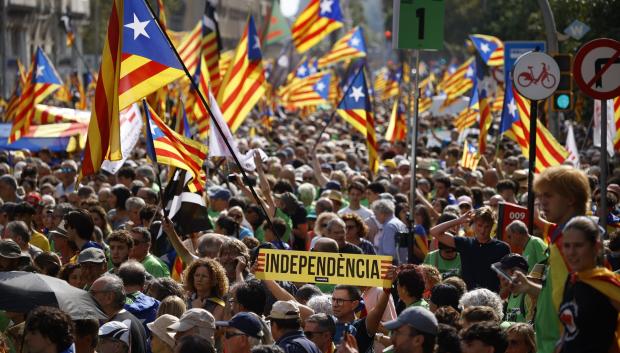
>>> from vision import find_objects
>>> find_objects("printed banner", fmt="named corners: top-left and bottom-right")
top-left (255, 249), bottom-right (393, 288)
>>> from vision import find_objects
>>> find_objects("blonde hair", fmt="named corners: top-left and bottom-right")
top-left (534, 166), bottom-right (590, 215)
top-left (157, 295), bottom-right (186, 318)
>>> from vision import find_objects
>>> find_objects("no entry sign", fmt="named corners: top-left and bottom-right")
top-left (573, 38), bottom-right (620, 100)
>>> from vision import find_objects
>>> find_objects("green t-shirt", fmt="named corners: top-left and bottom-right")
top-left (522, 236), bottom-right (548, 270)
top-left (142, 253), bottom-right (170, 278)
top-left (423, 250), bottom-right (461, 277)
top-left (208, 209), bottom-right (220, 226)
top-left (409, 299), bottom-right (429, 309)
top-left (275, 208), bottom-right (293, 243)
top-left (534, 266), bottom-right (561, 353)
top-left (504, 293), bottom-right (527, 323)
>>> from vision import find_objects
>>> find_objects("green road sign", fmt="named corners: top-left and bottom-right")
top-left (392, 0), bottom-right (445, 50)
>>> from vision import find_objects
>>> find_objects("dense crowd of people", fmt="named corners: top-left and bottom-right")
top-left (0, 110), bottom-right (618, 353)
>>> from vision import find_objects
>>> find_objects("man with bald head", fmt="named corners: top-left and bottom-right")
top-left (89, 274), bottom-right (147, 353)
top-left (313, 238), bottom-right (338, 253)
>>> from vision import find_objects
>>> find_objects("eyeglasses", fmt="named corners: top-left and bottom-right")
top-left (224, 332), bottom-right (247, 339)
top-left (304, 331), bottom-right (326, 339)
top-left (331, 297), bottom-right (355, 305)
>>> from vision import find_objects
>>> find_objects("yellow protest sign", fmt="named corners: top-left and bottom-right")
top-left (255, 249), bottom-right (393, 288)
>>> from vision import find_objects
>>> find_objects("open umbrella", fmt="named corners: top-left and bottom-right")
top-left (0, 271), bottom-right (107, 320)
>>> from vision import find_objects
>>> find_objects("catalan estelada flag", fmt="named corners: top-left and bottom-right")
top-left (118, 0), bottom-right (184, 109)
top-left (9, 47), bottom-right (63, 143)
top-left (190, 54), bottom-right (212, 138)
top-left (177, 21), bottom-right (201, 73)
top-left (4, 61), bottom-right (27, 122)
top-left (337, 69), bottom-right (378, 173)
top-left (217, 16), bottom-right (265, 132)
top-left (469, 34), bottom-right (504, 67)
top-left (318, 26), bottom-right (366, 68)
top-left (478, 88), bottom-right (492, 155)
top-left (385, 98), bottom-right (406, 142)
top-left (381, 66), bottom-right (402, 100)
top-left (200, 1), bottom-right (222, 95)
top-left (144, 100), bottom-right (207, 192)
top-left (501, 81), bottom-right (568, 173)
top-left (438, 57), bottom-right (474, 93)
top-left (287, 71), bottom-right (332, 108)
top-left (441, 58), bottom-right (475, 107)
top-left (82, 0), bottom-right (185, 177)
top-left (292, 0), bottom-right (343, 53)
top-left (460, 140), bottom-right (481, 170)
top-left (454, 107), bottom-right (477, 132)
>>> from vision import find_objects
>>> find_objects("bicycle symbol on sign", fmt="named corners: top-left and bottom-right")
top-left (517, 63), bottom-right (557, 89)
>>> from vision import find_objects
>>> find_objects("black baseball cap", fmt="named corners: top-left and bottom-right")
top-left (493, 254), bottom-right (529, 273)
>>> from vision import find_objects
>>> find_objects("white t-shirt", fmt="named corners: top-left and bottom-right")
top-left (338, 205), bottom-right (373, 220)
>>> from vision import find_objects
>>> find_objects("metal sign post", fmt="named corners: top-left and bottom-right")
top-left (573, 38), bottom-right (620, 231)
top-left (393, 0), bottom-right (444, 263)
top-left (409, 50), bottom-right (421, 223)
top-left (512, 51), bottom-right (561, 233)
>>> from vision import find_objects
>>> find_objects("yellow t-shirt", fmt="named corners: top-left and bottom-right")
top-left (30, 230), bottom-right (50, 252)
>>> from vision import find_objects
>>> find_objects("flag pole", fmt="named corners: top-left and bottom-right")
top-left (409, 49), bottom-right (421, 229)
top-left (141, 99), bottom-right (171, 220)
top-left (526, 100), bottom-right (538, 234)
top-left (142, 0), bottom-right (278, 235)
top-left (600, 99), bottom-right (608, 231)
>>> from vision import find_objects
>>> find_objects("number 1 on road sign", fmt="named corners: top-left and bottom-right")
top-left (392, 0), bottom-right (444, 50)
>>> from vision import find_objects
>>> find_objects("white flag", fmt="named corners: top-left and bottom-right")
top-left (565, 121), bottom-right (579, 168)
top-left (102, 104), bottom-right (143, 174)
top-left (592, 99), bottom-right (615, 157)
top-left (207, 91), bottom-right (265, 171)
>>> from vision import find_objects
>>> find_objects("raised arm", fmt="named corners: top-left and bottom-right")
top-left (429, 210), bottom-right (474, 248)
top-left (162, 217), bottom-right (198, 266)
top-left (262, 279), bottom-right (314, 321)
top-left (415, 189), bottom-right (440, 220)
top-left (310, 151), bottom-right (329, 188)
top-left (365, 267), bottom-right (396, 336)
top-left (253, 151), bottom-right (276, 218)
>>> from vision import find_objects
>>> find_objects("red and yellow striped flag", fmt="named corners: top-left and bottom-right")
top-left (291, 0), bottom-right (343, 53)
top-left (317, 26), bottom-right (366, 68)
top-left (9, 48), bottom-right (63, 143)
top-left (478, 89), bottom-right (492, 155)
top-left (82, 0), bottom-right (185, 177)
top-left (385, 99), bottom-right (406, 142)
top-left (612, 97), bottom-right (620, 151)
top-left (510, 87), bottom-right (568, 173)
top-left (176, 22), bottom-right (201, 73)
top-left (461, 140), bottom-right (481, 170)
top-left (200, 1), bottom-right (222, 95)
top-left (190, 55), bottom-right (211, 138)
top-left (81, 0), bottom-right (123, 176)
top-left (337, 69), bottom-right (378, 173)
top-left (217, 16), bottom-right (265, 132)
top-left (454, 108), bottom-right (477, 132)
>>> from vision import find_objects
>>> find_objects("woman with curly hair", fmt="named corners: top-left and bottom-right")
top-left (184, 258), bottom-right (229, 321)
top-left (341, 213), bottom-right (376, 255)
